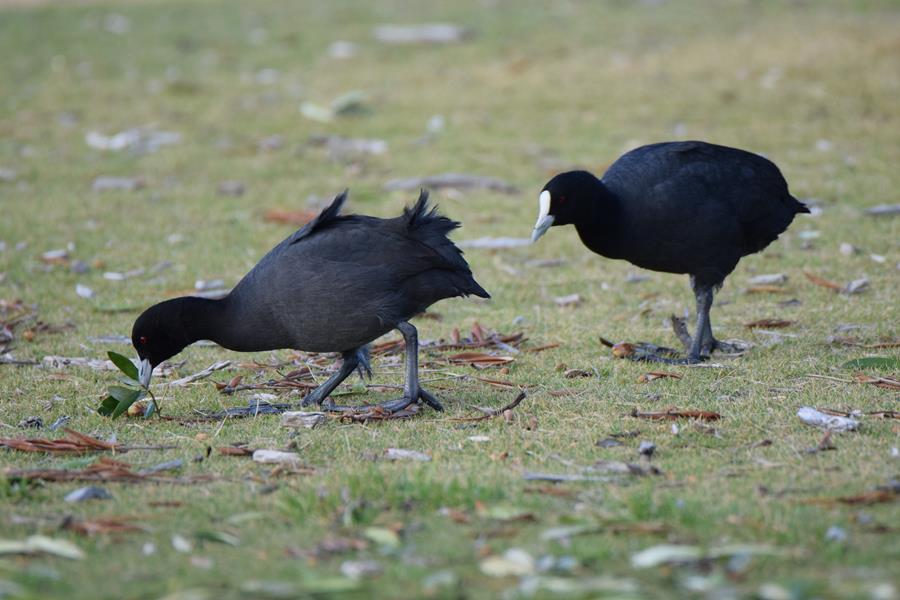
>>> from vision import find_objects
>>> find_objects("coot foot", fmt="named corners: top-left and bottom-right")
top-left (321, 386), bottom-right (442, 414)
top-left (705, 337), bottom-right (748, 355)
top-left (637, 352), bottom-right (707, 365)
top-left (418, 388), bottom-right (444, 411)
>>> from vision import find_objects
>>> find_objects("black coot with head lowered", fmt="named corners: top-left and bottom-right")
top-left (532, 141), bottom-right (809, 363)
top-left (131, 190), bottom-right (489, 412)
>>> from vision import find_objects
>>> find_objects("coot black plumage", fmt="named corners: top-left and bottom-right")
top-left (132, 190), bottom-right (489, 411)
top-left (531, 141), bottom-right (808, 362)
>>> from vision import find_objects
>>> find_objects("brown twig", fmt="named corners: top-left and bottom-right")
top-left (451, 390), bottom-right (527, 422)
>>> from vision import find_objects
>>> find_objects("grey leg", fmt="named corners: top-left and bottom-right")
top-left (302, 349), bottom-right (360, 407)
top-left (689, 285), bottom-right (714, 361)
top-left (322, 322), bottom-right (443, 414)
top-left (691, 279), bottom-right (744, 355)
top-left (397, 321), bottom-right (419, 403)
top-left (396, 321), bottom-right (443, 411)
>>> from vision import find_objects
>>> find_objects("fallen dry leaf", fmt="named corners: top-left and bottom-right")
top-left (631, 407), bottom-right (721, 421)
top-left (828, 337), bottom-right (900, 350)
top-left (5, 456), bottom-right (212, 485)
top-left (63, 517), bottom-right (147, 536)
top-left (0, 428), bottom-right (118, 454)
top-left (854, 373), bottom-right (900, 391)
top-left (447, 352), bottom-right (514, 367)
top-left (804, 271), bottom-right (843, 291)
top-left (218, 446), bottom-right (254, 457)
top-left (638, 371), bottom-right (683, 383)
top-left (744, 319), bottom-right (795, 329)
top-left (799, 489), bottom-right (899, 506)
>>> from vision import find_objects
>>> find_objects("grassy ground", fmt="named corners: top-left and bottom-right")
top-left (1, 0), bottom-right (899, 598)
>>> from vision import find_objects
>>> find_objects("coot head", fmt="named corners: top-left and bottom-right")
top-left (131, 299), bottom-right (190, 387)
top-left (532, 170), bottom-right (600, 242)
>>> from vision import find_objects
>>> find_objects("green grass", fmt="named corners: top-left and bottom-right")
top-left (1, 0), bottom-right (899, 598)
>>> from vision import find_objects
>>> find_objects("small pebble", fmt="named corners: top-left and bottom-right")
top-left (64, 486), bottom-right (112, 503)
top-left (18, 416), bottom-right (43, 429)
top-left (171, 535), bottom-right (193, 553)
top-left (825, 525), bottom-right (847, 542)
top-left (638, 441), bottom-right (656, 458)
top-left (340, 559), bottom-right (382, 579)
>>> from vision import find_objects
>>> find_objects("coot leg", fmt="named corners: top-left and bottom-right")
top-left (301, 349), bottom-right (361, 407)
top-left (687, 285), bottom-right (714, 362)
top-left (321, 322), bottom-right (443, 413)
top-left (396, 322), bottom-right (443, 411)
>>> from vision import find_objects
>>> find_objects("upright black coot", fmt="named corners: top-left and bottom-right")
top-left (531, 141), bottom-right (809, 363)
top-left (131, 190), bottom-right (489, 412)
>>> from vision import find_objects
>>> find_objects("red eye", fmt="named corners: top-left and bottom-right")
top-left (139, 336), bottom-right (148, 345)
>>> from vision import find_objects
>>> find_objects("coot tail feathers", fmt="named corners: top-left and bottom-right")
top-left (403, 189), bottom-right (457, 235)
top-left (289, 189), bottom-right (349, 245)
top-left (791, 195), bottom-right (811, 214)
top-left (404, 190), bottom-right (491, 300)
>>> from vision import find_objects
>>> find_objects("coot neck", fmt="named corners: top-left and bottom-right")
top-left (177, 296), bottom-right (233, 348)
top-left (573, 180), bottom-right (624, 258)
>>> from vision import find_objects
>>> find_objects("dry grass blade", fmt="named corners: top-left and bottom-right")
top-left (631, 407), bottom-right (721, 421)
top-left (474, 376), bottom-right (520, 390)
top-left (526, 342), bottom-right (560, 353)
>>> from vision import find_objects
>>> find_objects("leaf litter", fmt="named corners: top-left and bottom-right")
top-left (0, 428), bottom-right (119, 454)
top-left (804, 271), bottom-right (870, 294)
top-left (6, 456), bottom-right (212, 485)
top-left (630, 407), bottom-right (721, 421)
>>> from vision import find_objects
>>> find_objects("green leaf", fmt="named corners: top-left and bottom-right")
top-left (117, 375), bottom-right (142, 388)
top-left (109, 387), bottom-right (143, 419)
top-left (108, 351), bottom-right (139, 380)
top-left (363, 526), bottom-right (400, 548)
top-left (97, 395), bottom-right (119, 417)
top-left (195, 531), bottom-right (239, 547)
top-left (144, 399), bottom-right (157, 419)
top-left (842, 357), bottom-right (900, 370)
